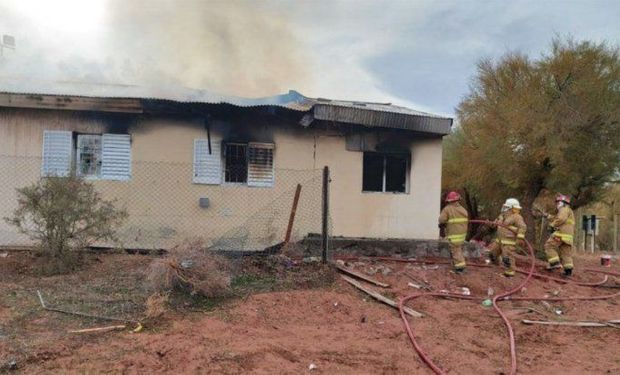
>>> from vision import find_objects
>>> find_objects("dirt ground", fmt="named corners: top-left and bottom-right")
top-left (0, 250), bottom-right (619, 374)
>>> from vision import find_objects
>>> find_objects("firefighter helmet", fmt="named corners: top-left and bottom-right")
top-left (555, 194), bottom-right (571, 204)
top-left (445, 191), bottom-right (461, 202)
top-left (504, 198), bottom-right (522, 210)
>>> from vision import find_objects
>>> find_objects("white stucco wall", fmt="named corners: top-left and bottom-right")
top-left (0, 108), bottom-right (443, 248)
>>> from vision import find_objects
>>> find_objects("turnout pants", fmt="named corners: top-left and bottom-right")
top-left (449, 242), bottom-right (466, 270)
top-left (544, 236), bottom-right (574, 270)
top-left (487, 241), bottom-right (516, 275)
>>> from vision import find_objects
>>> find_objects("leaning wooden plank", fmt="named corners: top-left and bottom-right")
top-left (69, 325), bottom-right (126, 333)
top-left (334, 264), bottom-right (390, 288)
top-left (522, 319), bottom-right (620, 328)
top-left (341, 275), bottom-right (423, 318)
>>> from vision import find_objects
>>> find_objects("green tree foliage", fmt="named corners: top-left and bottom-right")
top-left (5, 176), bottom-right (127, 273)
top-left (444, 38), bottom-right (620, 240)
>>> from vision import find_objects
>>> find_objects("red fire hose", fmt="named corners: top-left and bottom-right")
top-left (514, 269), bottom-right (609, 287)
top-left (397, 219), bottom-right (619, 375)
top-left (585, 268), bottom-right (620, 277)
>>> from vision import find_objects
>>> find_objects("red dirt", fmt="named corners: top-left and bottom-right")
top-left (1, 252), bottom-right (619, 374)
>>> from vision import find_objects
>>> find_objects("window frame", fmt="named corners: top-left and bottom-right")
top-left (223, 142), bottom-right (249, 185)
top-left (75, 133), bottom-right (103, 179)
top-left (362, 151), bottom-right (410, 194)
top-left (41, 130), bottom-right (132, 181)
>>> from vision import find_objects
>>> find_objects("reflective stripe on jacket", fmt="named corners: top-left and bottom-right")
top-left (438, 202), bottom-right (469, 245)
top-left (550, 206), bottom-right (575, 245)
top-left (497, 211), bottom-right (526, 244)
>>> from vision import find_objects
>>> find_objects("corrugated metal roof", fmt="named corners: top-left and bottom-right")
top-left (0, 79), bottom-right (452, 135)
top-left (0, 79), bottom-right (315, 110)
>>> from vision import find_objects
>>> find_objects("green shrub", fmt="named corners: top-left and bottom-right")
top-left (5, 176), bottom-right (127, 273)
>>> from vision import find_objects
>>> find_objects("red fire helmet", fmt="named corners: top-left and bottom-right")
top-left (445, 191), bottom-right (461, 202)
top-left (555, 194), bottom-right (571, 204)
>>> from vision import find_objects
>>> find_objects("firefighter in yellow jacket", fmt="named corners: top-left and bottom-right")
top-left (487, 198), bottom-right (526, 277)
top-left (438, 191), bottom-right (469, 273)
top-left (486, 201), bottom-right (509, 265)
top-left (544, 194), bottom-right (575, 277)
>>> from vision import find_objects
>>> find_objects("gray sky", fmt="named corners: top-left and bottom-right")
top-left (0, 0), bottom-right (618, 117)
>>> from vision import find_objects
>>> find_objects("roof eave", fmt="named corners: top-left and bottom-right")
top-left (312, 103), bottom-right (452, 135)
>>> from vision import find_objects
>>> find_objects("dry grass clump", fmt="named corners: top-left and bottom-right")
top-left (144, 292), bottom-right (169, 322)
top-left (147, 240), bottom-right (232, 298)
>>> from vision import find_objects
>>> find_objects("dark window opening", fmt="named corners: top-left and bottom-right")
top-left (363, 153), bottom-right (384, 192)
top-left (76, 134), bottom-right (102, 178)
top-left (225, 143), bottom-right (248, 183)
top-left (362, 152), bottom-right (409, 193)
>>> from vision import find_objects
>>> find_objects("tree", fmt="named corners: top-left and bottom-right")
top-left (5, 176), bottom-right (127, 273)
top-left (444, 37), bottom-right (620, 243)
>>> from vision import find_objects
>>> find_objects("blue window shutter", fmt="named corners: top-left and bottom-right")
top-left (101, 134), bottom-right (131, 181)
top-left (41, 130), bottom-right (72, 177)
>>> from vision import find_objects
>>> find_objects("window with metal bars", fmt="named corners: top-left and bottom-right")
top-left (224, 143), bottom-right (248, 183)
top-left (76, 134), bottom-right (103, 178)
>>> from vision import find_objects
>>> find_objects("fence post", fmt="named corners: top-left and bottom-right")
top-left (322, 166), bottom-right (330, 263)
top-left (284, 184), bottom-right (302, 244)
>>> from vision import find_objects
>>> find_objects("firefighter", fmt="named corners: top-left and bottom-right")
top-left (486, 202), bottom-right (510, 266)
top-left (438, 191), bottom-right (469, 273)
top-left (490, 198), bottom-right (526, 277)
top-left (544, 194), bottom-right (575, 277)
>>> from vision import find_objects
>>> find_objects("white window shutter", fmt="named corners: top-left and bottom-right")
top-left (248, 142), bottom-right (274, 187)
top-left (41, 130), bottom-right (72, 177)
top-left (193, 138), bottom-right (222, 184)
top-left (101, 134), bottom-right (132, 181)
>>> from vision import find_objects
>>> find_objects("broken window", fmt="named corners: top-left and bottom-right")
top-left (76, 134), bottom-right (102, 178)
top-left (362, 152), bottom-right (409, 193)
top-left (224, 143), bottom-right (248, 183)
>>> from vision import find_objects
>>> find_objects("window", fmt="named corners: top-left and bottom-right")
top-left (247, 143), bottom-right (275, 187)
top-left (224, 143), bottom-right (248, 183)
top-left (362, 152), bottom-right (409, 193)
top-left (193, 139), bottom-right (275, 187)
top-left (41, 130), bottom-right (131, 180)
top-left (77, 134), bottom-right (102, 177)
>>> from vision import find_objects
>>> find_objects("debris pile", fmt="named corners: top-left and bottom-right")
top-left (147, 240), bottom-right (232, 298)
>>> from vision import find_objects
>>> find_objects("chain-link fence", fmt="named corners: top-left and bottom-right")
top-left (0, 154), bottom-right (330, 252)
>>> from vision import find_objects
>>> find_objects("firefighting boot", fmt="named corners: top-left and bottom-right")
top-left (546, 260), bottom-right (561, 271)
top-left (502, 256), bottom-right (511, 268)
top-left (562, 268), bottom-right (573, 278)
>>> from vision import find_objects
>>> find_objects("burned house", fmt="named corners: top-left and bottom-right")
top-left (0, 82), bottom-right (452, 250)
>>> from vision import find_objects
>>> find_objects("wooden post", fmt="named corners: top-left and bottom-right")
top-left (614, 214), bottom-right (618, 253)
top-left (539, 217), bottom-right (546, 253)
top-left (284, 184), bottom-right (302, 244)
top-left (613, 201), bottom-right (618, 253)
top-left (321, 166), bottom-right (330, 263)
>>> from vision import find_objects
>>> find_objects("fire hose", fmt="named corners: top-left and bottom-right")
top-left (396, 219), bottom-right (619, 375)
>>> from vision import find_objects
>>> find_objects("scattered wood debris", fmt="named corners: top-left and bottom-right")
top-left (69, 325), bottom-right (126, 334)
top-left (522, 319), bottom-right (620, 328)
top-left (334, 263), bottom-right (390, 288)
top-left (341, 275), bottom-right (423, 318)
